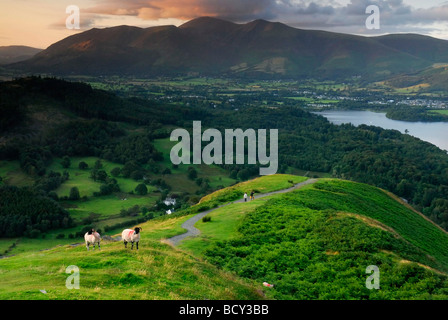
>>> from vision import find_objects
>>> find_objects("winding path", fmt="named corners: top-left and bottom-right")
top-left (166, 178), bottom-right (318, 246)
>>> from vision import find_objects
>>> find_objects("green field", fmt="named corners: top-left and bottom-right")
top-left (430, 110), bottom-right (448, 116)
top-left (152, 138), bottom-right (238, 192)
top-left (48, 157), bottom-right (141, 197)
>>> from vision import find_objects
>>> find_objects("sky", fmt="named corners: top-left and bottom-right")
top-left (1, 0), bottom-right (448, 49)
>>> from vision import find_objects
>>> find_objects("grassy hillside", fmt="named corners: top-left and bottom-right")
top-left (1, 175), bottom-right (448, 300)
top-left (199, 174), bottom-right (307, 205)
top-left (169, 174), bottom-right (307, 217)
top-left (382, 64), bottom-right (448, 94)
top-left (179, 178), bottom-right (448, 299)
top-left (0, 214), bottom-right (264, 300)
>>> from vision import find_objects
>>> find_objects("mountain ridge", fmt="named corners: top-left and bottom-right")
top-left (0, 45), bottom-right (43, 65)
top-left (8, 17), bottom-right (448, 79)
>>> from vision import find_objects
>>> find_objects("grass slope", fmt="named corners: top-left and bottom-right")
top-left (180, 178), bottom-right (448, 299)
top-left (0, 174), bottom-right (305, 300)
top-left (2, 175), bottom-right (448, 300)
top-left (198, 174), bottom-right (307, 207)
top-left (0, 215), bottom-right (264, 300)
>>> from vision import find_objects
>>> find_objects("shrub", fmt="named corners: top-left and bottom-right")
top-left (78, 161), bottom-right (88, 170)
top-left (69, 187), bottom-right (80, 200)
top-left (61, 156), bottom-right (71, 169)
top-left (135, 183), bottom-right (148, 195)
top-left (111, 167), bottom-right (121, 177)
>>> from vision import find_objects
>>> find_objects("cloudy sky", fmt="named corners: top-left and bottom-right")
top-left (1, 0), bottom-right (448, 48)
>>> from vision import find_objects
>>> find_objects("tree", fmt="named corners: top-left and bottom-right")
top-left (135, 183), bottom-right (148, 195)
top-left (187, 167), bottom-right (198, 180)
top-left (111, 167), bottom-right (121, 177)
top-left (61, 156), bottom-right (71, 169)
top-left (97, 170), bottom-right (108, 182)
top-left (69, 187), bottom-right (80, 200)
top-left (130, 170), bottom-right (143, 181)
top-left (78, 161), bottom-right (88, 170)
top-left (229, 170), bottom-right (238, 179)
top-left (397, 179), bottom-right (413, 199)
top-left (94, 159), bottom-right (103, 170)
top-left (48, 191), bottom-right (59, 201)
top-left (99, 184), bottom-right (113, 196)
top-left (237, 168), bottom-right (251, 181)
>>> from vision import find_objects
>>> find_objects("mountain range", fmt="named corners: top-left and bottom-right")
top-left (7, 17), bottom-right (448, 80)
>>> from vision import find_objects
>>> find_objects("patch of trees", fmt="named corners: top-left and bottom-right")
top-left (0, 76), bottom-right (206, 127)
top-left (18, 146), bottom-right (53, 177)
top-left (0, 87), bottom-right (26, 132)
top-left (148, 178), bottom-right (171, 193)
top-left (0, 185), bottom-right (73, 238)
top-left (48, 119), bottom-right (125, 157)
top-left (135, 183), bottom-right (148, 195)
top-left (35, 170), bottom-right (69, 193)
top-left (103, 133), bottom-right (163, 165)
top-left (386, 106), bottom-right (448, 122)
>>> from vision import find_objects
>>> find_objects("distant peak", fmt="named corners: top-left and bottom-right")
top-left (179, 16), bottom-right (237, 29)
top-left (246, 18), bottom-right (281, 28)
top-left (248, 19), bottom-right (270, 25)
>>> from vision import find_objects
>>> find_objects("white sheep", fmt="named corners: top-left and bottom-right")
top-left (121, 227), bottom-right (142, 250)
top-left (84, 229), bottom-right (101, 251)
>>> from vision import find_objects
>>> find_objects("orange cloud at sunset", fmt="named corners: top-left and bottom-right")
top-left (85, 0), bottom-right (277, 22)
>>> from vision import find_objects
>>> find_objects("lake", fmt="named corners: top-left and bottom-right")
top-left (314, 110), bottom-right (448, 152)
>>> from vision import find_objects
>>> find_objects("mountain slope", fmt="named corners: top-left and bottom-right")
top-left (383, 63), bottom-right (448, 92)
top-left (0, 46), bottom-right (42, 65)
top-left (10, 17), bottom-right (448, 79)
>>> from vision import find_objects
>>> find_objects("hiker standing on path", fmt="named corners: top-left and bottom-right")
top-left (244, 192), bottom-right (248, 202)
top-left (250, 190), bottom-right (255, 200)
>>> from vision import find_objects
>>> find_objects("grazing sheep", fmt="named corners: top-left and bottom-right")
top-left (121, 227), bottom-right (142, 250)
top-left (84, 229), bottom-right (101, 251)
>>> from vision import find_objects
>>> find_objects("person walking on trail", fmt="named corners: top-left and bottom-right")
top-left (250, 190), bottom-right (255, 200)
top-left (244, 192), bottom-right (248, 202)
